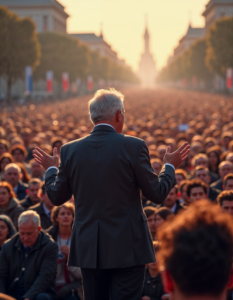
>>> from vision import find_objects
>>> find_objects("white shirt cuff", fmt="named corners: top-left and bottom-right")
top-left (165, 163), bottom-right (175, 170)
top-left (46, 166), bottom-right (58, 172)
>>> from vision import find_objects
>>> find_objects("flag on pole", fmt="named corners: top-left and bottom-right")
top-left (46, 71), bottom-right (53, 93)
top-left (87, 76), bottom-right (93, 91)
top-left (226, 68), bottom-right (233, 89)
top-left (25, 66), bottom-right (33, 93)
top-left (62, 72), bottom-right (69, 92)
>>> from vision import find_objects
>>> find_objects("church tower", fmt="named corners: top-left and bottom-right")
top-left (138, 19), bottom-right (157, 86)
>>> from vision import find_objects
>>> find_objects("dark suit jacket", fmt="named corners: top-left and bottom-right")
top-left (30, 202), bottom-right (52, 230)
top-left (208, 186), bottom-right (221, 202)
top-left (210, 178), bottom-right (223, 191)
top-left (45, 125), bottom-right (176, 269)
top-left (16, 181), bottom-right (28, 201)
top-left (158, 200), bottom-right (183, 215)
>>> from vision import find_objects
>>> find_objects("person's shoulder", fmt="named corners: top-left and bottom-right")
top-left (18, 181), bottom-right (29, 190)
top-left (120, 134), bottom-right (145, 146)
top-left (30, 202), bottom-right (41, 212)
top-left (1, 233), bottom-right (19, 250)
top-left (40, 230), bottom-right (58, 250)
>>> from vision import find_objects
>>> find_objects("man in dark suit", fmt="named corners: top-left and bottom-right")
top-left (158, 186), bottom-right (183, 214)
top-left (33, 89), bottom-right (190, 300)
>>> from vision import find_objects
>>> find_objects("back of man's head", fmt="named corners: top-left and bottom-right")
top-left (157, 200), bottom-right (233, 298)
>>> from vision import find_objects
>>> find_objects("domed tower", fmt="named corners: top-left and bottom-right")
top-left (138, 19), bottom-right (157, 86)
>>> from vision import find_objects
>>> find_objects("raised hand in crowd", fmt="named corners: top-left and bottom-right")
top-left (163, 142), bottom-right (190, 168)
top-left (33, 147), bottom-right (59, 170)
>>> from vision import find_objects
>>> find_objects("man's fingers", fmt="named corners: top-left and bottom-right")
top-left (53, 147), bottom-right (58, 157)
top-left (34, 147), bottom-right (49, 157)
top-left (181, 149), bottom-right (190, 158)
top-left (180, 145), bottom-right (190, 155)
top-left (166, 146), bottom-right (171, 154)
top-left (177, 142), bottom-right (189, 154)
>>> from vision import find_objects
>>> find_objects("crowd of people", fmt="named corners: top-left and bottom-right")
top-left (1, 88), bottom-right (233, 300)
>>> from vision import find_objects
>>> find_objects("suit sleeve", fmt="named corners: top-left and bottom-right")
top-left (45, 146), bottom-right (73, 206)
top-left (0, 245), bottom-right (8, 293)
top-left (135, 141), bottom-right (176, 204)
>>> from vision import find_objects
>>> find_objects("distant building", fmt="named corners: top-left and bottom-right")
top-left (70, 32), bottom-right (125, 66)
top-left (0, 0), bottom-right (69, 33)
top-left (138, 25), bottom-right (157, 86)
top-left (202, 0), bottom-right (233, 33)
top-left (168, 24), bottom-right (205, 64)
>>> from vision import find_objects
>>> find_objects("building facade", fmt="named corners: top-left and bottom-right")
top-left (0, 0), bottom-right (69, 33)
top-left (138, 25), bottom-right (157, 86)
top-left (202, 0), bottom-right (233, 33)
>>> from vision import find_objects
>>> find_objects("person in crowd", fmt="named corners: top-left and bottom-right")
top-left (217, 191), bottom-right (233, 216)
top-left (151, 158), bottom-right (163, 175)
top-left (46, 203), bottom-right (82, 300)
top-left (206, 147), bottom-right (221, 176)
top-left (20, 178), bottom-right (41, 210)
top-left (175, 169), bottom-right (187, 186)
top-left (142, 241), bottom-right (165, 300)
top-left (193, 166), bottom-right (221, 201)
top-left (211, 161), bottom-right (233, 191)
top-left (4, 163), bottom-right (28, 200)
top-left (9, 145), bottom-right (30, 173)
top-left (0, 153), bottom-right (14, 181)
top-left (30, 159), bottom-right (45, 181)
top-left (186, 179), bottom-right (208, 205)
top-left (30, 182), bottom-right (53, 230)
top-left (221, 131), bottom-right (232, 152)
top-left (0, 211), bottom-right (58, 300)
top-left (144, 207), bottom-right (157, 240)
top-left (226, 153), bottom-right (233, 164)
top-left (157, 200), bottom-right (233, 300)
top-left (0, 182), bottom-right (24, 228)
top-left (20, 128), bottom-right (32, 151)
top-left (16, 162), bottom-right (31, 184)
top-left (159, 186), bottom-right (183, 214)
top-left (155, 207), bottom-right (173, 233)
top-left (178, 180), bottom-right (189, 206)
top-left (0, 215), bottom-right (16, 252)
top-left (0, 140), bottom-right (9, 157)
top-left (223, 174), bottom-right (233, 191)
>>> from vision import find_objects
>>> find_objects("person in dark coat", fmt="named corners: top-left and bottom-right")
top-left (0, 210), bottom-right (58, 300)
top-left (211, 161), bottom-right (233, 191)
top-left (4, 163), bottom-right (28, 201)
top-left (0, 182), bottom-right (24, 229)
top-left (142, 241), bottom-right (165, 300)
top-left (33, 89), bottom-right (189, 300)
top-left (158, 186), bottom-right (183, 214)
top-left (0, 215), bottom-right (16, 252)
top-left (46, 203), bottom-right (82, 300)
top-left (30, 182), bottom-right (53, 230)
top-left (20, 178), bottom-right (41, 210)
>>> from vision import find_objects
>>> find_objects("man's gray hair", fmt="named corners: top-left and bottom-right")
top-left (4, 163), bottom-right (21, 174)
top-left (18, 210), bottom-right (41, 227)
top-left (88, 88), bottom-right (124, 124)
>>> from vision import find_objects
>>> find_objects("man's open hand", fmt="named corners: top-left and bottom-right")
top-left (33, 147), bottom-right (59, 170)
top-left (163, 142), bottom-right (190, 169)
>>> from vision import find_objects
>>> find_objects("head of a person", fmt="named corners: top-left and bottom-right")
top-left (88, 89), bottom-right (125, 133)
top-left (0, 181), bottom-right (16, 209)
top-left (164, 186), bottom-right (178, 209)
top-left (194, 166), bottom-right (210, 186)
top-left (16, 162), bottom-right (31, 184)
top-left (51, 137), bottom-right (63, 154)
top-left (51, 203), bottom-right (75, 228)
top-left (18, 211), bottom-right (41, 248)
top-left (207, 147), bottom-right (220, 169)
top-left (0, 215), bottom-right (16, 245)
top-left (175, 169), bottom-right (187, 185)
top-left (0, 153), bottom-right (14, 173)
top-left (0, 139), bottom-right (9, 156)
top-left (151, 158), bottom-right (163, 175)
top-left (155, 207), bottom-right (173, 229)
top-left (21, 128), bottom-right (32, 145)
top-left (221, 132), bottom-right (232, 150)
top-left (226, 152), bottom-right (233, 164)
top-left (186, 179), bottom-right (208, 204)
top-left (223, 174), bottom-right (233, 191)
top-left (4, 163), bottom-right (21, 187)
top-left (157, 200), bottom-right (233, 300)
top-left (28, 178), bottom-right (41, 202)
top-left (218, 191), bottom-right (233, 216)
top-left (192, 153), bottom-right (209, 168)
top-left (144, 206), bottom-right (156, 235)
top-left (30, 159), bottom-right (44, 178)
top-left (219, 161), bottom-right (233, 181)
top-left (179, 180), bottom-right (188, 203)
top-left (40, 182), bottom-right (54, 211)
top-left (10, 144), bottom-right (27, 163)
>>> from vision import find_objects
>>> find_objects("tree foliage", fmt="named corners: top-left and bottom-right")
top-left (0, 6), bottom-right (40, 100)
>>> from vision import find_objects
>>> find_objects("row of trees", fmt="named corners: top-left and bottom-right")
top-left (157, 16), bottom-right (233, 86)
top-left (0, 6), bottom-right (139, 100)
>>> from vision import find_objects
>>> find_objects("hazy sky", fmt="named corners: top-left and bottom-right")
top-left (59, 0), bottom-right (208, 71)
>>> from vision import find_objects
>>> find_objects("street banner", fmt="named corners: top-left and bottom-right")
top-left (62, 72), bottom-right (69, 92)
top-left (87, 76), bottom-right (93, 91)
top-left (226, 68), bottom-right (233, 89)
top-left (46, 71), bottom-right (53, 93)
top-left (25, 66), bottom-right (33, 93)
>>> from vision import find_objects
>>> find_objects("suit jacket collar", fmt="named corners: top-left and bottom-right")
top-left (91, 125), bottom-right (116, 134)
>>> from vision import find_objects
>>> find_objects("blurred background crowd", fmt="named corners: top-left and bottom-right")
top-left (1, 88), bottom-right (233, 300)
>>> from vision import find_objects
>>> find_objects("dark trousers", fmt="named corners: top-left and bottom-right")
top-left (81, 265), bottom-right (145, 300)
